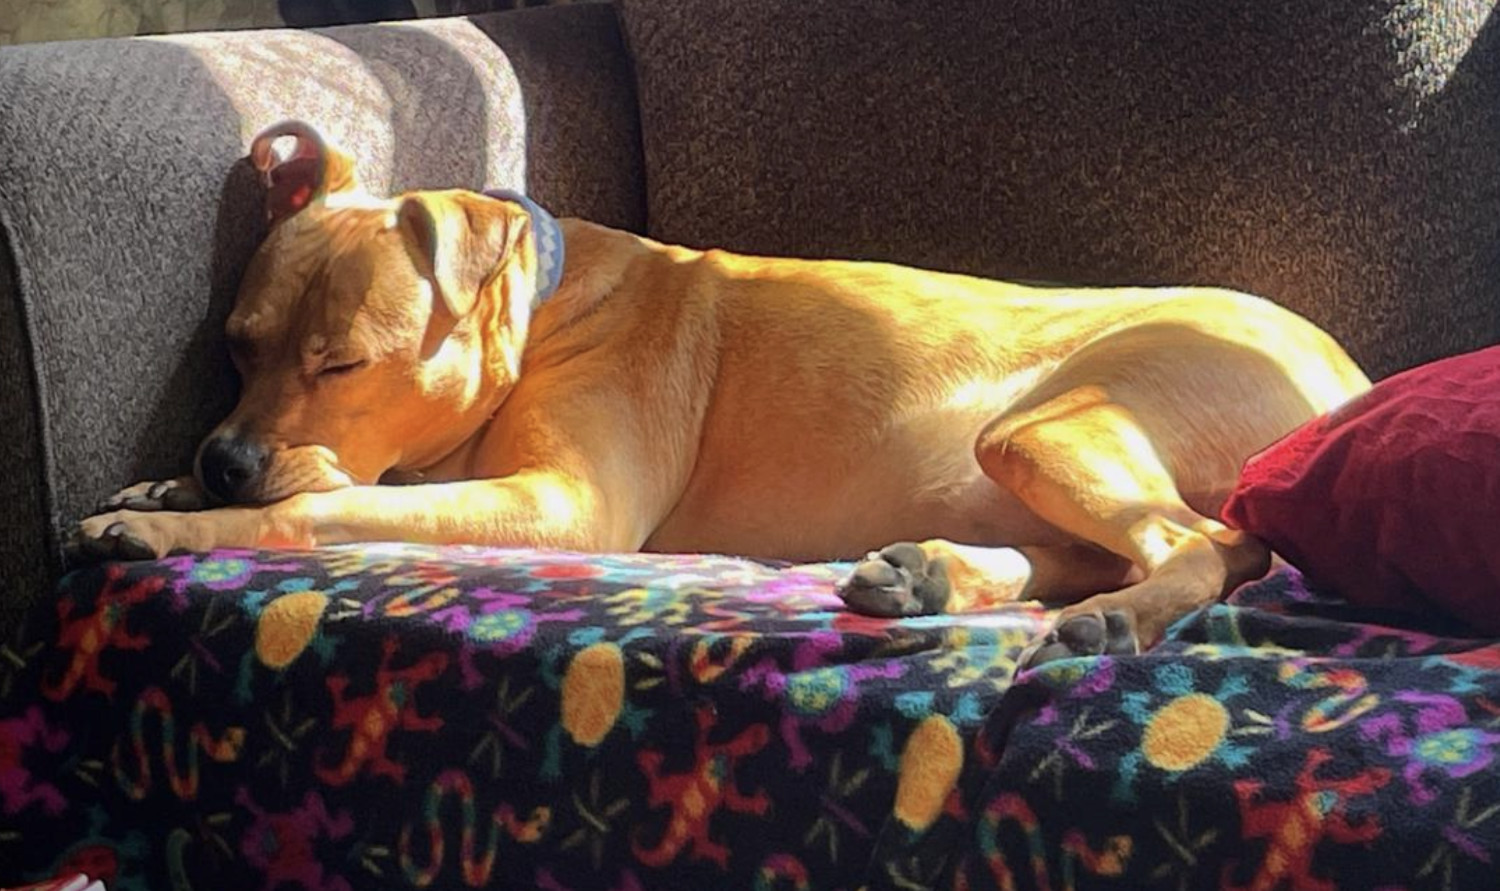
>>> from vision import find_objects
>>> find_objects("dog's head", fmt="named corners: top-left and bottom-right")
top-left (200, 120), bottom-right (547, 504)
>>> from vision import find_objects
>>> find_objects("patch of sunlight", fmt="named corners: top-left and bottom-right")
top-left (155, 17), bottom-right (527, 194)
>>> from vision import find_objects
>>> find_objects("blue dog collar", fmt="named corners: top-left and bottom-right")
top-left (483, 189), bottom-right (565, 304)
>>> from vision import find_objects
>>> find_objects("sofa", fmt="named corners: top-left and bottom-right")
top-left (3, 1), bottom-right (1500, 888)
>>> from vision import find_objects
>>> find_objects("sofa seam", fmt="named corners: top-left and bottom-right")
top-left (0, 195), bottom-right (65, 575)
top-left (610, 0), bottom-right (654, 236)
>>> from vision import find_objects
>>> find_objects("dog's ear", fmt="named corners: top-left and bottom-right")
top-left (396, 191), bottom-right (515, 319)
top-left (248, 120), bottom-right (361, 226)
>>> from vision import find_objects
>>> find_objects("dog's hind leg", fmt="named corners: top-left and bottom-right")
top-left (839, 315), bottom-right (1361, 667)
top-left (979, 384), bottom-right (1269, 669)
top-left (837, 382), bottom-right (1270, 668)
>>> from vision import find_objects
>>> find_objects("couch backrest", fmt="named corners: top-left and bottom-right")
top-left (0, 4), bottom-right (644, 626)
top-left (618, 0), bottom-right (1500, 381)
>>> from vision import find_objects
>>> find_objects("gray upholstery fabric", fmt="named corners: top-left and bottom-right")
top-left (0, 4), bottom-right (644, 629)
top-left (470, 5), bottom-right (646, 225)
top-left (0, 227), bottom-right (50, 640)
top-left (618, 0), bottom-right (1500, 381)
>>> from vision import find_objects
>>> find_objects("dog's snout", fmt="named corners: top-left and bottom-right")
top-left (198, 436), bottom-right (269, 503)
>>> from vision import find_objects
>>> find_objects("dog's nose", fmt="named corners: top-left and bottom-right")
top-left (198, 436), bottom-right (269, 503)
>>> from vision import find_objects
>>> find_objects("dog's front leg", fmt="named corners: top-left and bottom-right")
top-left (73, 472), bottom-right (620, 561)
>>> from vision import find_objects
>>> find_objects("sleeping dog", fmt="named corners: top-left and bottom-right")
top-left (75, 120), bottom-right (1370, 670)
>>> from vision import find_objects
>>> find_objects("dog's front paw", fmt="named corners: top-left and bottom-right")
top-left (71, 511), bottom-right (194, 562)
top-left (96, 476), bottom-right (209, 514)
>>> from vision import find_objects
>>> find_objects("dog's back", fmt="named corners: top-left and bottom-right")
top-left (538, 222), bottom-right (1367, 560)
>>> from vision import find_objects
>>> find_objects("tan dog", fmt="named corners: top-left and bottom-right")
top-left (76, 120), bottom-right (1370, 670)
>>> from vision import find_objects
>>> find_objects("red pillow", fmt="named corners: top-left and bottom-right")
top-left (1221, 344), bottom-right (1500, 633)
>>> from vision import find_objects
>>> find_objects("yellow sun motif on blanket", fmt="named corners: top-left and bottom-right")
top-left (254, 591), bottom-right (329, 669)
top-left (1114, 664), bottom-right (1253, 804)
top-left (561, 642), bottom-right (625, 746)
top-left (1140, 693), bottom-right (1229, 772)
top-left (893, 715), bottom-right (963, 831)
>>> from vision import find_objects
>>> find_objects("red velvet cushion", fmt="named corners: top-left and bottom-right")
top-left (1221, 345), bottom-right (1500, 633)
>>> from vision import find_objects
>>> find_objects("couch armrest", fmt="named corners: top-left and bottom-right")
top-left (0, 4), bottom-right (645, 632)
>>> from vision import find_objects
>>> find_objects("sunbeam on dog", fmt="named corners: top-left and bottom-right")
top-left (75, 120), bottom-right (1371, 671)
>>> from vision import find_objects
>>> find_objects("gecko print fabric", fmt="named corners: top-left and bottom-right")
top-left (955, 571), bottom-right (1500, 891)
top-left (0, 545), bottom-right (1044, 891)
top-left (5, 549), bottom-right (1500, 889)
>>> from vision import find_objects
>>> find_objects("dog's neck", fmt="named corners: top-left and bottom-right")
top-left (388, 218), bottom-right (651, 485)
top-left (482, 189), bottom-right (566, 308)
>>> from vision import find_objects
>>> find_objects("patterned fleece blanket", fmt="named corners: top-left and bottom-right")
top-left (1, 546), bottom-right (1498, 891)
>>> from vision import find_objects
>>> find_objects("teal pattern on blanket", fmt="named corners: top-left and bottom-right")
top-left (2, 548), bottom-right (1500, 889)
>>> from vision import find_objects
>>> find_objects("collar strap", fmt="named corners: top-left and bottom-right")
top-left (482, 189), bottom-right (565, 305)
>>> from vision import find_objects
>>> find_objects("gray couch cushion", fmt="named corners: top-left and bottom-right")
top-left (618, 0), bottom-right (1500, 380)
top-left (0, 4), bottom-right (644, 628)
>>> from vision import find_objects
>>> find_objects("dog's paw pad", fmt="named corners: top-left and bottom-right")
top-left (836, 542), bottom-right (951, 617)
top-left (1015, 609), bottom-right (1137, 673)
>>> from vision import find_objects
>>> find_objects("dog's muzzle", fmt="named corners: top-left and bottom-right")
top-left (197, 435), bottom-right (270, 503)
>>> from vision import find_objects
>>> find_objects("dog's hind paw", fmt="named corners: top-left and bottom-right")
top-left (836, 542), bottom-right (951, 616)
top-left (1014, 609), bottom-right (1138, 673)
top-left (96, 476), bottom-right (208, 515)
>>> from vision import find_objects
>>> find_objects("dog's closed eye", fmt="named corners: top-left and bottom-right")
top-left (318, 359), bottom-right (368, 378)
